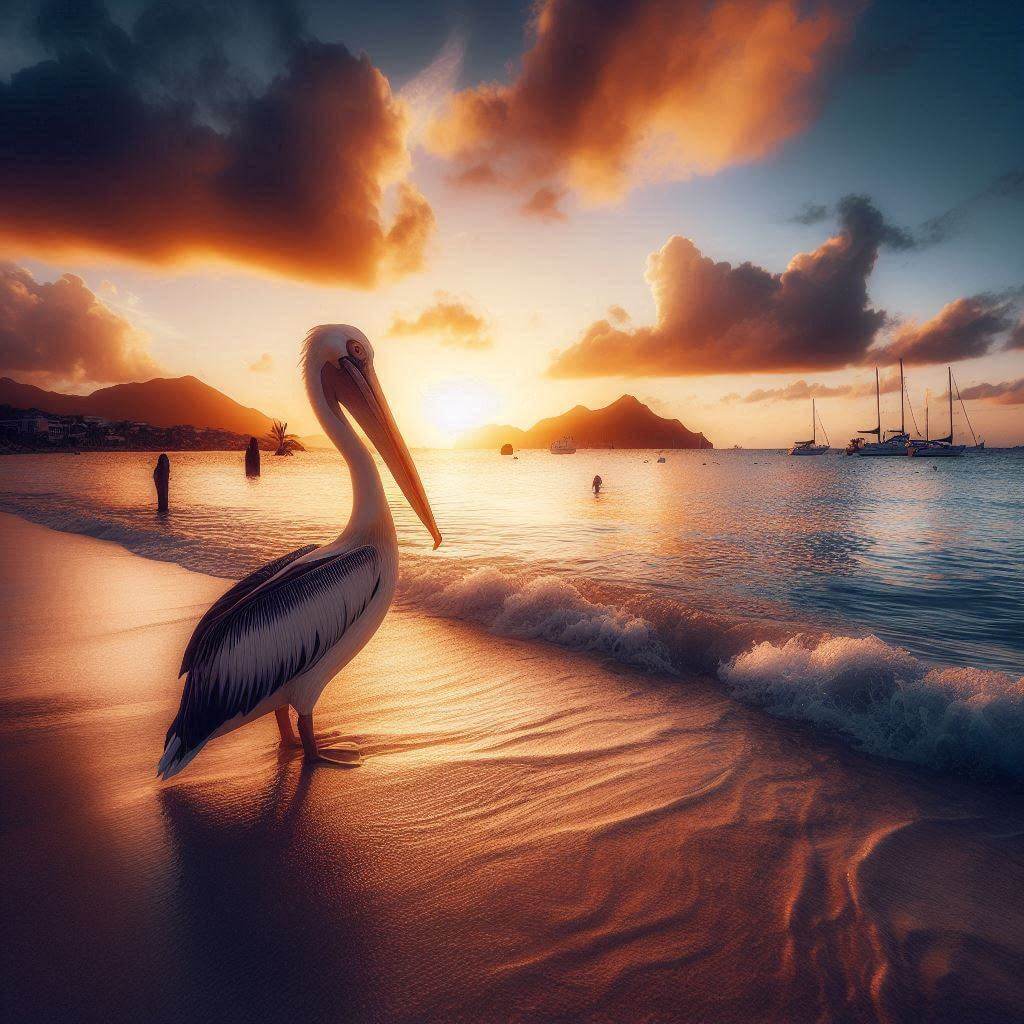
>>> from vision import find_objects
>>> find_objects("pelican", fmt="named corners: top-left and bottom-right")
top-left (157, 326), bottom-right (441, 779)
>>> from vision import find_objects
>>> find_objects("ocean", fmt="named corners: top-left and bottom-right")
top-left (2, 446), bottom-right (1022, 781)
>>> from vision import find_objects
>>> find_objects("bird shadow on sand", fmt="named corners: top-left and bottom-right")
top-left (156, 757), bottom-right (382, 1024)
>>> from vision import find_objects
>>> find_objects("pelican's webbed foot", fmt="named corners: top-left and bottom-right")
top-left (297, 712), bottom-right (362, 767)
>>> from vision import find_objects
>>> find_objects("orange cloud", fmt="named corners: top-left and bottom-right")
top-left (249, 353), bottom-right (274, 373)
top-left (520, 187), bottom-right (568, 222)
top-left (548, 196), bottom-right (893, 377)
top-left (429, 0), bottom-right (853, 204)
top-left (0, 263), bottom-right (160, 386)
top-left (725, 371), bottom-right (901, 404)
top-left (877, 295), bottom-right (1019, 364)
top-left (957, 378), bottom-right (1024, 405)
top-left (387, 294), bottom-right (491, 349)
top-left (0, 32), bottom-right (433, 285)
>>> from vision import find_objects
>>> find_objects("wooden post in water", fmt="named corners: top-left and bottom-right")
top-left (245, 436), bottom-right (261, 477)
top-left (153, 453), bottom-right (170, 514)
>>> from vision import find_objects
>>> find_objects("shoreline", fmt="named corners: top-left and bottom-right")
top-left (3, 512), bottom-right (1024, 1022)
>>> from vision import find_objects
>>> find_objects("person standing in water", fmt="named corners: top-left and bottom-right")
top-left (153, 453), bottom-right (170, 515)
top-left (593, 475), bottom-right (602, 495)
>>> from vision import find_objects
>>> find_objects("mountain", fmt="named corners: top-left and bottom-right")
top-left (0, 376), bottom-right (275, 437)
top-left (456, 395), bottom-right (713, 450)
top-left (298, 433), bottom-right (334, 450)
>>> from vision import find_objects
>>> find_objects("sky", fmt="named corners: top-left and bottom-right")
top-left (1, 0), bottom-right (1022, 447)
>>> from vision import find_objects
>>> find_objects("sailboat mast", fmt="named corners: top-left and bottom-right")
top-left (811, 399), bottom-right (816, 444)
top-left (899, 358), bottom-right (905, 435)
top-left (875, 367), bottom-right (881, 436)
top-left (948, 366), bottom-right (954, 442)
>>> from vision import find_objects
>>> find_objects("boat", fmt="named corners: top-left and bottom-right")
top-left (549, 436), bottom-right (576, 454)
top-left (847, 360), bottom-right (910, 456)
top-left (908, 367), bottom-right (966, 457)
top-left (788, 399), bottom-right (829, 455)
top-left (656, 452), bottom-right (666, 463)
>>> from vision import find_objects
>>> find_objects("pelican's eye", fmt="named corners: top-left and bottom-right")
top-left (347, 339), bottom-right (366, 362)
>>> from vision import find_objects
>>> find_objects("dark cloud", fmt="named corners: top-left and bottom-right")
top-left (387, 293), bottom-right (490, 349)
top-left (876, 293), bottom-right (1019, 364)
top-left (520, 187), bottom-right (567, 222)
top-left (956, 378), bottom-right (1024, 405)
top-left (1007, 316), bottom-right (1024, 350)
top-left (0, 262), bottom-right (160, 386)
top-left (547, 195), bottom-right (896, 377)
top-left (918, 168), bottom-right (1024, 247)
top-left (0, 0), bottom-right (433, 284)
top-left (428, 0), bottom-right (854, 206)
top-left (790, 202), bottom-right (829, 225)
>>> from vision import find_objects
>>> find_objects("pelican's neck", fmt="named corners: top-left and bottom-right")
top-left (308, 375), bottom-right (390, 540)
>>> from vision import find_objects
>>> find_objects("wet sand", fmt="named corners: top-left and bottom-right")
top-left (2, 512), bottom-right (1023, 1024)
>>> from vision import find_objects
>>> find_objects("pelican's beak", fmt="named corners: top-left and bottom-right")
top-left (324, 359), bottom-right (442, 548)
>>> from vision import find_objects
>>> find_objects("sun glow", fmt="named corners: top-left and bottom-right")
top-left (422, 378), bottom-right (499, 445)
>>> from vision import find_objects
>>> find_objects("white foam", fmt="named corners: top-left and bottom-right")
top-left (721, 634), bottom-right (1024, 780)
top-left (8, 502), bottom-right (1023, 783)
top-left (402, 565), bottom-right (673, 672)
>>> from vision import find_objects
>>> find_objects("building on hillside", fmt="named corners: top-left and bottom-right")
top-left (0, 415), bottom-right (52, 436)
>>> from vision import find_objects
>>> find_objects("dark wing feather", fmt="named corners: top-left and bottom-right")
top-left (179, 544), bottom-right (319, 675)
top-left (160, 545), bottom-right (381, 777)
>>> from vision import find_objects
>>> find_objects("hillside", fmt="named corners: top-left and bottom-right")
top-left (0, 376), bottom-right (275, 437)
top-left (456, 395), bottom-right (713, 450)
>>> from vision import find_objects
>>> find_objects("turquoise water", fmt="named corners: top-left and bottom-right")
top-left (1, 447), bottom-right (1020, 673)
top-left (3, 446), bottom-right (1024, 780)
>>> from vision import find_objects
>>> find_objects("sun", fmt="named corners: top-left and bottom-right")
top-left (422, 378), bottom-right (499, 444)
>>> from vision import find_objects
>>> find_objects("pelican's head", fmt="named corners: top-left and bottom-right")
top-left (305, 324), bottom-right (442, 549)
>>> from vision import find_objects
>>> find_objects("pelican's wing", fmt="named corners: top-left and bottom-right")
top-left (159, 545), bottom-right (381, 779)
top-left (179, 544), bottom-right (319, 675)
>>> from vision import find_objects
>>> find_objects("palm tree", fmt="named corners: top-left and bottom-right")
top-left (266, 419), bottom-right (305, 456)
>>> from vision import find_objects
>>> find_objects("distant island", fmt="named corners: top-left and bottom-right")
top-left (456, 395), bottom-right (713, 450)
top-left (0, 375), bottom-right (276, 452)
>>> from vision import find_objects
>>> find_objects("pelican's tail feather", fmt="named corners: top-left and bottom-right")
top-left (157, 730), bottom-right (183, 780)
top-left (157, 723), bottom-right (205, 780)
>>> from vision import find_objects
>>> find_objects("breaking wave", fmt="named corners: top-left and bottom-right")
top-left (4, 498), bottom-right (1023, 783)
top-left (402, 561), bottom-right (1024, 783)
top-left (721, 634), bottom-right (1024, 780)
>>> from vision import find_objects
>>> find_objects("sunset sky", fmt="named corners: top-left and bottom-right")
top-left (1, 0), bottom-right (1022, 446)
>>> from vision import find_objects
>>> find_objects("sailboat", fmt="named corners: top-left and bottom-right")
top-left (846, 359), bottom-right (911, 455)
top-left (788, 399), bottom-right (829, 455)
top-left (908, 367), bottom-right (966, 457)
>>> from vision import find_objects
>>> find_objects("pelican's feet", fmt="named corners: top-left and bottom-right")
top-left (308, 743), bottom-right (362, 767)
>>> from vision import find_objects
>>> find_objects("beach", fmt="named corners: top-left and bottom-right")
top-left (3, 510), bottom-right (1024, 1024)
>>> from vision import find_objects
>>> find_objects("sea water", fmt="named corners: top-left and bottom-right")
top-left (2, 447), bottom-right (1022, 779)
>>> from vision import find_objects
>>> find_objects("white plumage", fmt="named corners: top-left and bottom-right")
top-left (158, 326), bottom-right (440, 778)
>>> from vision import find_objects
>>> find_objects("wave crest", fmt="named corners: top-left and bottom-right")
top-left (401, 565), bottom-right (674, 671)
top-left (721, 635), bottom-right (1024, 780)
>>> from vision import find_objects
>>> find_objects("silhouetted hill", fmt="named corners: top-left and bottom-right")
top-left (0, 376), bottom-right (275, 436)
top-left (457, 395), bottom-right (713, 450)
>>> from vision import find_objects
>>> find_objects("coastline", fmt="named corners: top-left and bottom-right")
top-left (3, 511), bottom-right (1024, 1023)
